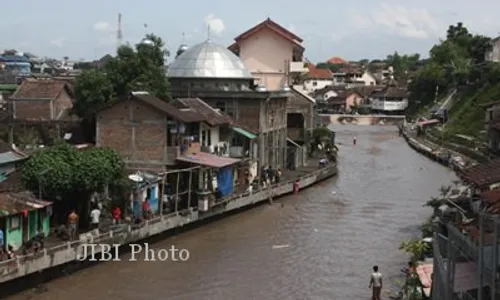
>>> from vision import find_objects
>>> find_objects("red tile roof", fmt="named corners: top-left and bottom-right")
top-left (12, 79), bottom-right (74, 100)
top-left (327, 57), bottom-right (348, 65)
top-left (460, 159), bottom-right (500, 188)
top-left (234, 18), bottom-right (303, 45)
top-left (306, 64), bottom-right (332, 80)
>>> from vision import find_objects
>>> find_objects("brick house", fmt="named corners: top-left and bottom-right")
top-left (10, 79), bottom-right (75, 121)
top-left (96, 91), bottom-right (207, 171)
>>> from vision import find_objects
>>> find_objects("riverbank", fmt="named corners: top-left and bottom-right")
top-left (0, 162), bottom-right (337, 290)
top-left (402, 125), bottom-right (475, 170)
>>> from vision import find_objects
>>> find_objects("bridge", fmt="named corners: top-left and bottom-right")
top-left (319, 114), bottom-right (406, 126)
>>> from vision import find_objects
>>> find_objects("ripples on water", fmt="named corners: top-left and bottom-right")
top-left (9, 125), bottom-right (457, 300)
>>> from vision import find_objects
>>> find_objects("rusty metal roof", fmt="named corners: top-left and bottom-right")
top-left (174, 98), bottom-right (232, 126)
top-left (130, 92), bottom-right (206, 123)
top-left (460, 159), bottom-right (500, 188)
top-left (11, 79), bottom-right (74, 100)
top-left (0, 191), bottom-right (52, 216)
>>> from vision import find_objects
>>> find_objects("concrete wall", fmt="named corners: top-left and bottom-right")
top-left (0, 165), bottom-right (337, 283)
top-left (238, 28), bottom-right (295, 91)
top-left (320, 114), bottom-right (405, 126)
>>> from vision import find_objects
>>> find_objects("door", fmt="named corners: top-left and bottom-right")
top-left (28, 211), bottom-right (37, 239)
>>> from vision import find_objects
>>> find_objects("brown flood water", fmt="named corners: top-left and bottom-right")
top-left (8, 126), bottom-right (457, 300)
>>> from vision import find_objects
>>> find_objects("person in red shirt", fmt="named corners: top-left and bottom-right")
top-left (112, 206), bottom-right (121, 225)
top-left (142, 198), bottom-right (151, 220)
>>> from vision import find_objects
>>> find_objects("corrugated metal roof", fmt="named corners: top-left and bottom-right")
top-left (177, 152), bottom-right (240, 168)
top-left (0, 192), bottom-right (52, 216)
top-left (0, 151), bottom-right (25, 164)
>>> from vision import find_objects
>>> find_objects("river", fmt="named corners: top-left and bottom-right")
top-left (8, 125), bottom-right (457, 300)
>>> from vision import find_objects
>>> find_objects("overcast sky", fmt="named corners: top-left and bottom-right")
top-left (2, 0), bottom-right (499, 62)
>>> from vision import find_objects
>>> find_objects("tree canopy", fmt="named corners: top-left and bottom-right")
top-left (73, 33), bottom-right (170, 120)
top-left (407, 22), bottom-right (499, 115)
top-left (21, 142), bottom-right (125, 202)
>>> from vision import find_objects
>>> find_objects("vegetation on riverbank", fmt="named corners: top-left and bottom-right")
top-left (409, 22), bottom-right (500, 139)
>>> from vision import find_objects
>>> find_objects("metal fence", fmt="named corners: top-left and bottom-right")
top-left (433, 214), bottom-right (500, 300)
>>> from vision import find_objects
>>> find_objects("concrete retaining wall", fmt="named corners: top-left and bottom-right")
top-left (0, 164), bottom-right (337, 283)
top-left (319, 114), bottom-right (405, 126)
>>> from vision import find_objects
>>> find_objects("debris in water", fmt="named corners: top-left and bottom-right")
top-left (272, 244), bottom-right (290, 249)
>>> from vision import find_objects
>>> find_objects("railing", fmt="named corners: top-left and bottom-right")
top-left (0, 163), bottom-right (337, 272)
top-left (447, 224), bottom-right (479, 261)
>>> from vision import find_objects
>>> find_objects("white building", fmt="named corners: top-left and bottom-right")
top-left (370, 85), bottom-right (408, 114)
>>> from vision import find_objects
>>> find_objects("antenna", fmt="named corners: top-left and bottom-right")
top-left (117, 13), bottom-right (123, 49)
top-left (144, 23), bottom-right (148, 35)
top-left (207, 25), bottom-right (211, 40)
top-left (181, 32), bottom-right (186, 44)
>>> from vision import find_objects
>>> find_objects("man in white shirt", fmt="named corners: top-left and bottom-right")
top-left (90, 207), bottom-right (101, 230)
top-left (369, 265), bottom-right (383, 300)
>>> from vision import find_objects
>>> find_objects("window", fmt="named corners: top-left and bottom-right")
top-left (312, 81), bottom-right (317, 87)
top-left (216, 100), bottom-right (237, 118)
top-left (10, 215), bottom-right (20, 230)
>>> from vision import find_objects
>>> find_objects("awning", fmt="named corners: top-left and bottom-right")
top-left (287, 138), bottom-right (301, 148)
top-left (177, 152), bottom-right (240, 168)
top-left (232, 127), bottom-right (257, 139)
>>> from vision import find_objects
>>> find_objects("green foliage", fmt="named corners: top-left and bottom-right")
top-left (316, 63), bottom-right (346, 72)
top-left (73, 33), bottom-right (171, 120)
top-left (399, 240), bottom-right (431, 263)
top-left (21, 143), bottom-right (125, 201)
top-left (408, 22), bottom-right (498, 116)
top-left (420, 220), bottom-right (434, 238)
top-left (312, 127), bottom-right (333, 141)
top-left (385, 51), bottom-right (420, 80)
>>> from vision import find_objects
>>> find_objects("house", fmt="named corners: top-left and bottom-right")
top-left (301, 63), bottom-right (333, 93)
top-left (326, 57), bottom-right (348, 65)
top-left (0, 142), bottom-right (28, 178)
top-left (485, 36), bottom-right (500, 63)
top-left (169, 39), bottom-right (289, 170)
top-left (0, 191), bottom-right (52, 250)
top-left (95, 91), bottom-right (208, 171)
top-left (482, 100), bottom-right (500, 155)
top-left (171, 98), bottom-right (258, 159)
top-left (318, 91), bottom-right (364, 114)
top-left (332, 68), bottom-right (376, 87)
top-left (312, 86), bottom-right (347, 103)
top-left (370, 85), bottom-right (408, 114)
top-left (460, 159), bottom-right (500, 192)
top-left (228, 18), bottom-right (307, 91)
top-left (10, 79), bottom-right (74, 121)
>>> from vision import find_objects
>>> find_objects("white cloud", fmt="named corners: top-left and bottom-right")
top-left (94, 21), bottom-right (114, 32)
top-left (50, 37), bottom-right (65, 48)
top-left (344, 3), bottom-right (441, 40)
top-left (204, 14), bottom-right (225, 35)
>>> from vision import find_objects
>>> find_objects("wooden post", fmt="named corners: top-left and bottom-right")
top-left (175, 171), bottom-right (180, 213)
top-left (187, 170), bottom-right (193, 211)
top-left (159, 173), bottom-right (166, 215)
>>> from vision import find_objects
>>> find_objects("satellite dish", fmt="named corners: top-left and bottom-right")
top-left (128, 174), bottom-right (144, 182)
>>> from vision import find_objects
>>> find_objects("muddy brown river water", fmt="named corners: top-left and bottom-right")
top-left (8, 125), bottom-right (457, 300)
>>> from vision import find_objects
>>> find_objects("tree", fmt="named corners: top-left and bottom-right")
top-left (73, 69), bottom-right (114, 120)
top-left (73, 33), bottom-right (170, 124)
top-left (21, 142), bottom-right (126, 221)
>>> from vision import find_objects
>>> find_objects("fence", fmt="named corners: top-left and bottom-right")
top-left (0, 163), bottom-right (337, 276)
top-left (433, 214), bottom-right (500, 300)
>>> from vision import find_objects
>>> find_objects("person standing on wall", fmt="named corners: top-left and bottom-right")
top-left (369, 265), bottom-right (383, 300)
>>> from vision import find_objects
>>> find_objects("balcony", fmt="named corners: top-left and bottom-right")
top-left (289, 62), bottom-right (308, 74)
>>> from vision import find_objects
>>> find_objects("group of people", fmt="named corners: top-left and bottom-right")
top-left (63, 204), bottom-right (124, 241)
top-left (260, 166), bottom-right (282, 188)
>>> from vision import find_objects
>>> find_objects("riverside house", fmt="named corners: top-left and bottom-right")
top-left (0, 192), bottom-right (52, 250)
